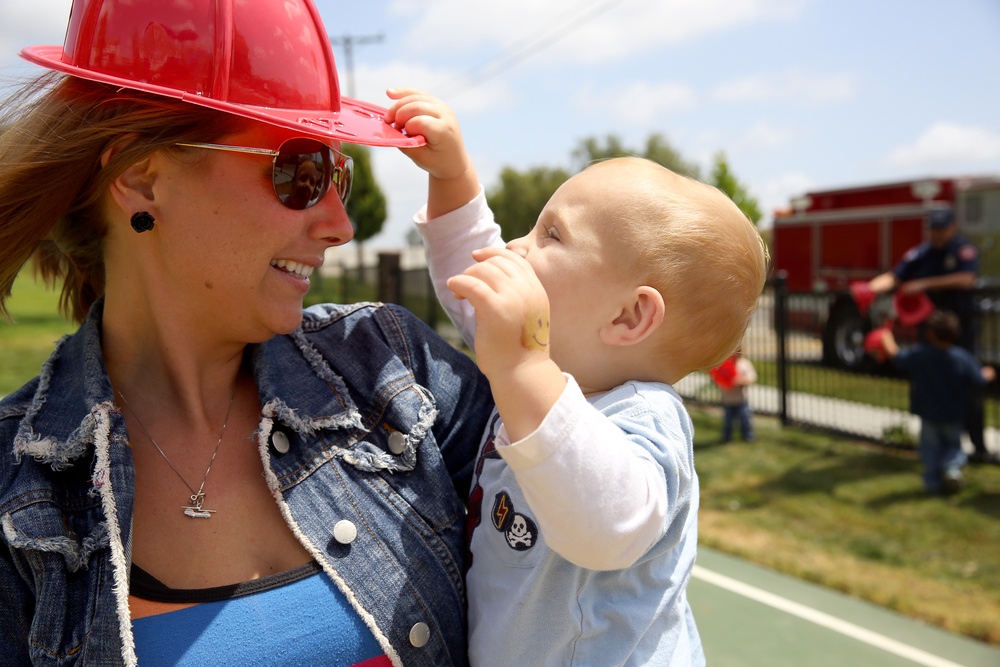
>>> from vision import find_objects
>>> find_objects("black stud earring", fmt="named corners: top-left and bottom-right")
top-left (130, 211), bottom-right (155, 233)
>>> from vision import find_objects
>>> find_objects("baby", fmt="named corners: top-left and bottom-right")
top-left (388, 89), bottom-right (769, 666)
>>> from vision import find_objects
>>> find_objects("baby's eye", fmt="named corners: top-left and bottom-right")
top-left (545, 226), bottom-right (561, 241)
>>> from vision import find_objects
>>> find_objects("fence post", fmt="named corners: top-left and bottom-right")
top-left (774, 271), bottom-right (790, 426)
top-left (339, 261), bottom-right (349, 304)
top-left (378, 251), bottom-right (402, 305)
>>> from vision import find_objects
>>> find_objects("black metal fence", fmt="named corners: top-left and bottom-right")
top-left (675, 275), bottom-right (1000, 451)
top-left (337, 252), bottom-right (451, 338)
top-left (341, 254), bottom-right (999, 452)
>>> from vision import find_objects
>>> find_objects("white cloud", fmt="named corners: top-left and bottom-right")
top-left (397, 0), bottom-right (805, 64)
top-left (0, 1), bottom-right (72, 71)
top-left (0, 1), bottom-right (70, 35)
top-left (886, 122), bottom-right (1000, 167)
top-left (756, 171), bottom-right (813, 224)
top-left (369, 149), bottom-right (428, 246)
top-left (743, 121), bottom-right (797, 148)
top-left (712, 69), bottom-right (857, 105)
top-left (349, 62), bottom-right (514, 116)
top-left (592, 80), bottom-right (698, 124)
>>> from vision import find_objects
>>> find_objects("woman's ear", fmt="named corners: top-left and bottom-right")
top-left (601, 286), bottom-right (665, 346)
top-left (102, 140), bottom-right (156, 214)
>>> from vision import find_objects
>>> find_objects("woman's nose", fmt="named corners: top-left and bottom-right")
top-left (312, 196), bottom-right (355, 247)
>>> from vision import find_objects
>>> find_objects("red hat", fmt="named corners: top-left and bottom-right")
top-left (864, 320), bottom-right (896, 362)
top-left (709, 357), bottom-right (738, 391)
top-left (19, 0), bottom-right (422, 148)
top-left (849, 281), bottom-right (876, 317)
top-left (894, 291), bottom-right (934, 328)
top-left (864, 327), bottom-right (887, 356)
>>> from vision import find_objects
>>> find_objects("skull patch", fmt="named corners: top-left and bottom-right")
top-left (492, 491), bottom-right (538, 551)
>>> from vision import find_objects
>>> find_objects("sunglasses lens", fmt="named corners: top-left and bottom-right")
top-left (332, 153), bottom-right (354, 206)
top-left (273, 139), bottom-right (330, 210)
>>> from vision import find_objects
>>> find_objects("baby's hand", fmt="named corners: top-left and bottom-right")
top-left (386, 88), bottom-right (479, 217)
top-left (385, 88), bottom-right (472, 182)
top-left (446, 247), bottom-right (551, 378)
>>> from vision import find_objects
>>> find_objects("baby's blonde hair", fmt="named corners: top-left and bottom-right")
top-left (586, 157), bottom-right (769, 374)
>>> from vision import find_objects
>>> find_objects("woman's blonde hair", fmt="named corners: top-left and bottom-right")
top-left (0, 73), bottom-right (243, 323)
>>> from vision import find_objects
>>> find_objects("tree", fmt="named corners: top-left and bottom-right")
top-left (487, 134), bottom-right (703, 241)
top-left (486, 165), bottom-right (570, 241)
top-left (709, 152), bottom-right (762, 225)
top-left (571, 133), bottom-right (701, 179)
top-left (342, 144), bottom-right (387, 264)
top-left (486, 135), bottom-right (759, 241)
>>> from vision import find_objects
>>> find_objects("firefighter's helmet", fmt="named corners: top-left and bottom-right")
top-left (894, 291), bottom-right (934, 328)
top-left (19, 0), bottom-right (420, 147)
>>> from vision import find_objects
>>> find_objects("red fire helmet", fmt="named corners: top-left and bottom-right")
top-left (894, 291), bottom-right (934, 328)
top-left (18, 0), bottom-right (422, 147)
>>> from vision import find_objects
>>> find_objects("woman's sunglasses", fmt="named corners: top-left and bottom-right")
top-left (175, 138), bottom-right (353, 210)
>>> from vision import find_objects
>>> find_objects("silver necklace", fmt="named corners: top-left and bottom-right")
top-left (117, 386), bottom-right (237, 519)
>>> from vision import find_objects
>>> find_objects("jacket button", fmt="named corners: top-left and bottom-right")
top-left (270, 430), bottom-right (290, 454)
top-left (333, 520), bottom-right (357, 545)
top-left (409, 622), bottom-right (430, 648)
top-left (387, 431), bottom-right (406, 454)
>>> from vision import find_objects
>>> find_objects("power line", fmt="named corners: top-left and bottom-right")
top-left (443, 0), bottom-right (632, 99)
top-left (331, 33), bottom-right (385, 98)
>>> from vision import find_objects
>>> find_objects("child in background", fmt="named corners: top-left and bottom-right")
top-left (711, 348), bottom-right (757, 442)
top-left (388, 89), bottom-right (769, 666)
top-left (877, 310), bottom-right (995, 494)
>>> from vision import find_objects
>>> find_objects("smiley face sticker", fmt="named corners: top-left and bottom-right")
top-left (521, 311), bottom-right (550, 352)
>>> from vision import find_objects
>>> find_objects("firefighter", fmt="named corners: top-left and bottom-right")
top-left (868, 208), bottom-right (994, 463)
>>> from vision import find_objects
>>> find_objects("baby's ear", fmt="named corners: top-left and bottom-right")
top-left (601, 286), bottom-right (664, 346)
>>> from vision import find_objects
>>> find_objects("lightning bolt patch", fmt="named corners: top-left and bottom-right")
top-left (492, 491), bottom-right (514, 531)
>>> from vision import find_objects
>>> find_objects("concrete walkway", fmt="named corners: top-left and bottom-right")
top-left (675, 373), bottom-right (1000, 455)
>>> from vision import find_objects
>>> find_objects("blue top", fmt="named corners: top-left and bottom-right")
top-left (892, 235), bottom-right (979, 320)
top-left (0, 300), bottom-right (492, 666)
top-left (465, 382), bottom-right (705, 667)
top-left (893, 343), bottom-right (987, 422)
top-left (893, 234), bottom-right (979, 283)
top-left (132, 562), bottom-right (390, 666)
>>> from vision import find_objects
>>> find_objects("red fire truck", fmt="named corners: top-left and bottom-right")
top-left (770, 176), bottom-right (1000, 369)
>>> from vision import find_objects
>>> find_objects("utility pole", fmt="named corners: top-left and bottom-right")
top-left (330, 33), bottom-right (384, 98)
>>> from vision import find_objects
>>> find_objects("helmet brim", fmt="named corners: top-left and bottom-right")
top-left (893, 291), bottom-right (935, 328)
top-left (20, 45), bottom-right (425, 148)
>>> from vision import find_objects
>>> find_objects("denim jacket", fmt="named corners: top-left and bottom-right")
top-left (0, 300), bottom-right (492, 666)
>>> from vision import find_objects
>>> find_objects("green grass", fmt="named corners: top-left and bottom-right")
top-left (754, 358), bottom-right (908, 409)
top-left (691, 405), bottom-right (1000, 645)
top-left (0, 273), bottom-right (76, 395)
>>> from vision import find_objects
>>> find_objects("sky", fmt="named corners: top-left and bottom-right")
top-left (2, 0), bottom-right (999, 253)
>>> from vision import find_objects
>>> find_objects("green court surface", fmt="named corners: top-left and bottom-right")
top-left (691, 547), bottom-right (1000, 667)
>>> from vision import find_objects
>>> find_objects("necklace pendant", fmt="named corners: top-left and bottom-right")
top-left (118, 388), bottom-right (235, 523)
top-left (183, 506), bottom-right (216, 518)
top-left (182, 491), bottom-right (216, 519)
